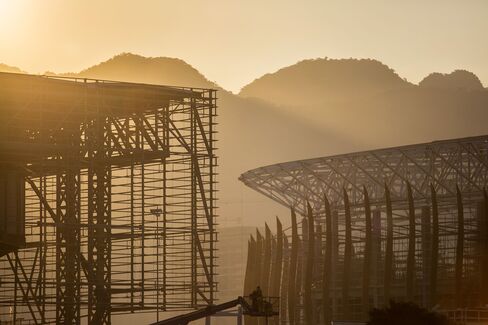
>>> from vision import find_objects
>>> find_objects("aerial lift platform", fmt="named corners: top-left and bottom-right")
top-left (150, 296), bottom-right (279, 325)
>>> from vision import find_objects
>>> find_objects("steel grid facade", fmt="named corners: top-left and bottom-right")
top-left (240, 136), bottom-right (488, 323)
top-left (0, 72), bottom-right (218, 324)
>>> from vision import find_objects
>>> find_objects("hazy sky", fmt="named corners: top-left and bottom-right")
top-left (0, 0), bottom-right (487, 93)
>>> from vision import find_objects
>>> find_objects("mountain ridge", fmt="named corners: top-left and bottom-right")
top-left (1, 53), bottom-right (487, 227)
top-left (0, 63), bottom-right (24, 74)
top-left (240, 58), bottom-right (415, 107)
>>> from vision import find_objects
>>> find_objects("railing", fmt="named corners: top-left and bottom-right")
top-left (241, 296), bottom-right (280, 316)
top-left (444, 308), bottom-right (488, 323)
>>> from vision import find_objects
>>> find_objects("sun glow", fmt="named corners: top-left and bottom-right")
top-left (0, 0), bottom-right (22, 33)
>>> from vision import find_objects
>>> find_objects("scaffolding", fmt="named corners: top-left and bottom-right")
top-left (240, 136), bottom-right (488, 323)
top-left (0, 72), bottom-right (218, 324)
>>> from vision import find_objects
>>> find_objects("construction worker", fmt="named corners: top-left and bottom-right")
top-left (250, 286), bottom-right (263, 312)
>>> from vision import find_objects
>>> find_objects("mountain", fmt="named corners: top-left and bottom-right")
top-left (240, 58), bottom-right (412, 107)
top-left (419, 70), bottom-right (484, 91)
top-left (240, 58), bottom-right (488, 150)
top-left (0, 63), bottom-right (23, 74)
top-left (60, 53), bottom-right (217, 89)
top-left (3, 54), bottom-right (488, 226)
top-left (52, 53), bottom-right (349, 227)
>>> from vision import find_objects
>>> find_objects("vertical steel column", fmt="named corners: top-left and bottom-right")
top-left (130, 162), bottom-right (135, 312)
top-left (262, 224), bottom-right (272, 296)
top-left (255, 230), bottom-right (264, 325)
top-left (271, 218), bottom-right (283, 297)
top-left (41, 176), bottom-right (47, 322)
top-left (87, 104), bottom-right (111, 324)
top-left (208, 90), bottom-right (216, 305)
top-left (304, 203), bottom-right (315, 325)
top-left (406, 183), bottom-right (416, 301)
top-left (371, 210), bottom-right (381, 308)
top-left (56, 128), bottom-right (81, 325)
top-left (384, 184), bottom-right (393, 304)
top-left (244, 238), bottom-right (254, 296)
top-left (430, 185), bottom-right (439, 307)
top-left (332, 209), bottom-right (339, 316)
top-left (162, 103), bottom-right (170, 310)
top-left (190, 98), bottom-right (197, 307)
top-left (343, 189), bottom-right (352, 318)
top-left (256, 229), bottom-right (264, 289)
top-left (481, 188), bottom-right (488, 306)
top-left (141, 152), bottom-right (145, 308)
top-left (421, 206), bottom-right (431, 307)
top-left (270, 218), bottom-right (283, 325)
top-left (280, 234), bottom-right (289, 325)
top-left (362, 187), bottom-right (372, 316)
top-left (322, 195), bottom-right (332, 324)
top-left (455, 186), bottom-right (464, 307)
top-left (244, 236), bottom-right (256, 325)
top-left (288, 209), bottom-right (299, 325)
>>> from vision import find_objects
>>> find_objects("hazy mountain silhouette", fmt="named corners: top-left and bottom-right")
top-left (3, 53), bottom-right (488, 227)
top-left (240, 58), bottom-right (412, 107)
top-left (60, 53), bottom-right (217, 89)
top-left (239, 57), bottom-right (488, 150)
top-left (52, 53), bottom-right (350, 227)
top-left (419, 69), bottom-right (484, 91)
top-left (0, 63), bottom-right (23, 73)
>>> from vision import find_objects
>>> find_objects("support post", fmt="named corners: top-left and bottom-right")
top-left (406, 183), bottom-right (416, 301)
top-left (280, 234), bottom-right (289, 325)
top-left (343, 189), bottom-right (352, 318)
top-left (87, 111), bottom-right (111, 325)
top-left (430, 185), bottom-right (439, 307)
top-left (481, 188), bottom-right (488, 306)
top-left (362, 187), bottom-right (372, 316)
top-left (421, 206), bottom-right (431, 307)
top-left (288, 209), bottom-right (299, 325)
top-left (322, 195), bottom-right (332, 324)
top-left (304, 203), bottom-right (315, 325)
top-left (455, 186), bottom-right (464, 307)
top-left (263, 224), bottom-right (272, 296)
top-left (371, 210), bottom-right (381, 308)
top-left (56, 127), bottom-right (81, 325)
top-left (384, 184), bottom-right (393, 305)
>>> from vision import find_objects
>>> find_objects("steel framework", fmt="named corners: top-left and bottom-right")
top-left (0, 72), bottom-right (217, 324)
top-left (240, 136), bottom-right (488, 323)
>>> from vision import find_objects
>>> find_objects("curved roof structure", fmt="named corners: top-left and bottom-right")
top-left (240, 135), bottom-right (488, 215)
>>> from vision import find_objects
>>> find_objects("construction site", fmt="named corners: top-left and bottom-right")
top-left (0, 72), bottom-right (218, 324)
top-left (240, 136), bottom-right (488, 324)
top-left (1, 71), bottom-right (488, 325)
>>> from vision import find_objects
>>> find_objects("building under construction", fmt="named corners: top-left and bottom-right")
top-left (240, 136), bottom-right (488, 324)
top-left (0, 72), bottom-right (217, 324)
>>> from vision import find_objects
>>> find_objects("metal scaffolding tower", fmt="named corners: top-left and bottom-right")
top-left (0, 72), bottom-right (218, 324)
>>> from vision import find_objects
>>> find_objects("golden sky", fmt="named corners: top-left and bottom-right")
top-left (0, 0), bottom-right (487, 93)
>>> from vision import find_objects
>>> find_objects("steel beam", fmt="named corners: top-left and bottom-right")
top-left (455, 186), bottom-right (464, 307)
top-left (430, 185), bottom-right (439, 307)
top-left (362, 187), bottom-right (372, 316)
top-left (280, 234), bottom-right (289, 325)
top-left (322, 195), bottom-right (332, 324)
top-left (406, 183), bottom-right (416, 301)
top-left (304, 203), bottom-right (315, 325)
top-left (288, 209), bottom-right (299, 325)
top-left (342, 189), bottom-right (352, 318)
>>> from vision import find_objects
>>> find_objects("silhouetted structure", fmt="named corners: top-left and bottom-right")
top-left (240, 136), bottom-right (488, 323)
top-left (0, 72), bottom-right (217, 324)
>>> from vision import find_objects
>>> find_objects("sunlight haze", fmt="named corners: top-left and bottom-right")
top-left (0, 0), bottom-right (487, 93)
